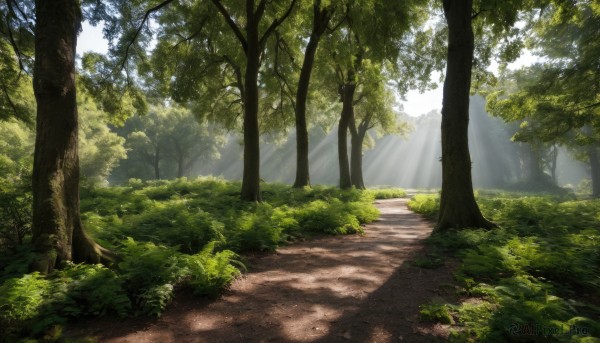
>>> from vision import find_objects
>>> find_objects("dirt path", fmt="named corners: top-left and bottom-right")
top-left (70, 199), bottom-right (454, 342)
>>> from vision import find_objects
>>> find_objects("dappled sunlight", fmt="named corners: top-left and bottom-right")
top-left (88, 199), bottom-right (454, 343)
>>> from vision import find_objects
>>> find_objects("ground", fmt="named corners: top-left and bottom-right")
top-left (68, 198), bottom-right (455, 342)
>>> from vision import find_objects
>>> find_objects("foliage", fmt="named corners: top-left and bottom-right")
top-left (420, 299), bottom-right (455, 324)
top-left (1, 178), bottom-right (382, 340)
top-left (411, 193), bottom-right (600, 341)
top-left (367, 188), bottom-right (407, 199)
top-left (111, 105), bottom-right (226, 181)
top-left (407, 194), bottom-right (439, 219)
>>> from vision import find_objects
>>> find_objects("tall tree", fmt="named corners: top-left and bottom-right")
top-left (31, 0), bottom-right (112, 273)
top-left (210, 0), bottom-right (297, 201)
top-left (436, 0), bottom-right (495, 230)
top-left (292, 0), bottom-right (333, 188)
top-left (119, 0), bottom-right (297, 200)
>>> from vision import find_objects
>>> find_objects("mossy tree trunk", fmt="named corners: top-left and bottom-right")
top-left (31, 0), bottom-right (113, 273)
top-left (436, 0), bottom-right (495, 231)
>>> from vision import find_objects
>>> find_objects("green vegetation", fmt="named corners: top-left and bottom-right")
top-left (367, 188), bottom-right (408, 199)
top-left (410, 194), bottom-right (600, 342)
top-left (0, 178), bottom-right (381, 340)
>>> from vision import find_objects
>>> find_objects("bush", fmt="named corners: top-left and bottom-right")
top-left (0, 273), bottom-right (50, 338)
top-left (367, 188), bottom-right (407, 199)
top-left (1, 178), bottom-right (382, 340)
top-left (415, 194), bottom-right (600, 342)
top-left (407, 194), bottom-right (439, 219)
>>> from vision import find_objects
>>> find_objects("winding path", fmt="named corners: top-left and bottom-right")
top-left (71, 199), bottom-right (454, 342)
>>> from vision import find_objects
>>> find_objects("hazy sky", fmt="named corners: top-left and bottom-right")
top-left (78, 22), bottom-right (538, 117)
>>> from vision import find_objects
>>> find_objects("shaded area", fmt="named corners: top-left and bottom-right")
top-left (68, 199), bottom-right (455, 342)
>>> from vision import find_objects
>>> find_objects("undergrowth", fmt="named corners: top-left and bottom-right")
top-left (0, 177), bottom-right (385, 341)
top-left (410, 193), bottom-right (600, 342)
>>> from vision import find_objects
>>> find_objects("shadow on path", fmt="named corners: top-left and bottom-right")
top-left (69, 199), bottom-right (455, 342)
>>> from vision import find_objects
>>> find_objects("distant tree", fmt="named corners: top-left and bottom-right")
top-left (314, 0), bottom-right (435, 189)
top-left (485, 2), bottom-right (599, 197)
top-left (117, 105), bottom-right (225, 180)
top-left (78, 91), bottom-right (128, 185)
top-left (349, 61), bottom-right (410, 189)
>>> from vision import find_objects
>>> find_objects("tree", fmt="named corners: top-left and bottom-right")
top-left (114, 105), bottom-right (225, 181)
top-left (292, 0), bottom-right (333, 188)
top-left (436, 0), bottom-right (496, 230)
top-left (348, 61), bottom-right (409, 189)
top-left (78, 91), bottom-right (128, 185)
top-left (312, 0), bottom-right (432, 189)
top-left (30, 0), bottom-right (114, 273)
top-left (485, 2), bottom-right (600, 197)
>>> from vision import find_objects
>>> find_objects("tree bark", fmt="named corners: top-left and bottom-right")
top-left (293, 1), bottom-right (331, 188)
top-left (31, 0), bottom-right (113, 273)
top-left (436, 0), bottom-right (494, 231)
top-left (338, 82), bottom-right (355, 189)
top-left (588, 144), bottom-right (600, 198)
top-left (349, 116), bottom-right (370, 190)
top-left (240, 0), bottom-right (262, 201)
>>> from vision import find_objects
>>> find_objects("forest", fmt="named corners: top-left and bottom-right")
top-left (0, 0), bottom-right (599, 342)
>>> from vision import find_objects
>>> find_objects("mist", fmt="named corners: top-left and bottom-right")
top-left (112, 96), bottom-right (589, 190)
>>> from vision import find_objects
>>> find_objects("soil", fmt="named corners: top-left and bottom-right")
top-left (68, 198), bottom-right (456, 342)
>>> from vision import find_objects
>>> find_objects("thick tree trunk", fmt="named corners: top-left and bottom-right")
top-left (240, 3), bottom-right (262, 201)
top-left (338, 83), bottom-right (355, 189)
top-left (588, 144), bottom-right (600, 198)
top-left (436, 0), bottom-right (494, 231)
top-left (293, 1), bottom-right (331, 188)
top-left (31, 0), bottom-right (113, 273)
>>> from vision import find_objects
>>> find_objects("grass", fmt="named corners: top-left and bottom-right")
top-left (0, 177), bottom-right (386, 341)
top-left (410, 193), bottom-right (600, 342)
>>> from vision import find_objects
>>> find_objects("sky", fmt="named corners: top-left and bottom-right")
top-left (78, 22), bottom-right (539, 117)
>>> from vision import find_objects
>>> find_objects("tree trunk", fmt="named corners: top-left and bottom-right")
top-left (293, 1), bottom-right (331, 188)
top-left (588, 144), bottom-right (600, 198)
top-left (521, 143), bottom-right (545, 183)
top-left (338, 83), bottom-right (355, 189)
top-left (240, 1), bottom-right (262, 201)
top-left (31, 0), bottom-right (113, 273)
top-left (177, 157), bottom-right (184, 178)
top-left (154, 147), bottom-right (161, 179)
top-left (349, 116), bottom-right (370, 190)
top-left (549, 145), bottom-right (558, 184)
top-left (436, 0), bottom-right (494, 231)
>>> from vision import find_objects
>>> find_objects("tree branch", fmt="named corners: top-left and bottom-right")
top-left (171, 17), bottom-right (208, 50)
top-left (120, 0), bottom-right (175, 70)
top-left (255, 0), bottom-right (268, 21)
top-left (4, 3), bottom-right (26, 74)
top-left (258, 0), bottom-right (297, 49)
top-left (211, 0), bottom-right (248, 53)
